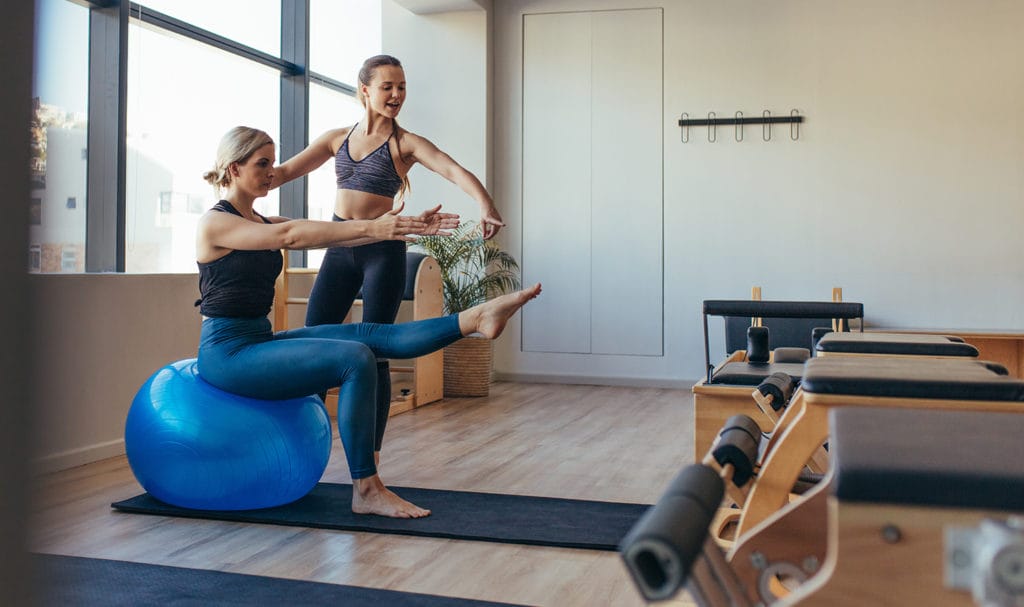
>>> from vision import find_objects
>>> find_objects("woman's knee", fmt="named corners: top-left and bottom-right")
top-left (339, 342), bottom-right (377, 378)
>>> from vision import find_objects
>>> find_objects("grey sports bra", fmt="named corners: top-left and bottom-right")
top-left (334, 124), bottom-right (403, 198)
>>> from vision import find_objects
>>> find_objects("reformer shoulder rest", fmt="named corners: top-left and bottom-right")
top-left (701, 299), bottom-right (865, 384)
top-left (703, 300), bottom-right (865, 319)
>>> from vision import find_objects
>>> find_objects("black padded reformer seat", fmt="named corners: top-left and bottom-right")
top-left (830, 407), bottom-right (1024, 510)
top-left (709, 362), bottom-right (806, 386)
top-left (799, 357), bottom-right (1022, 401)
top-left (816, 332), bottom-right (979, 357)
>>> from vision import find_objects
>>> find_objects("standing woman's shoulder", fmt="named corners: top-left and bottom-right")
top-left (320, 126), bottom-right (355, 155)
top-left (393, 127), bottom-right (432, 164)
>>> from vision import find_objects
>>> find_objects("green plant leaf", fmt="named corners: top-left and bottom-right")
top-left (412, 221), bottom-right (521, 314)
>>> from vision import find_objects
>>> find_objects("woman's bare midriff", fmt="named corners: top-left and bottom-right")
top-left (334, 189), bottom-right (397, 220)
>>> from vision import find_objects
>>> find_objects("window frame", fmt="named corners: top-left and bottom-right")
top-left (69, 0), bottom-right (361, 272)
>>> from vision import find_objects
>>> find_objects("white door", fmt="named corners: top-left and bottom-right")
top-left (522, 8), bottom-right (664, 356)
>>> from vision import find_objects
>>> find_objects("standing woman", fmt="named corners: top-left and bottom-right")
top-left (271, 54), bottom-right (505, 461)
top-left (196, 126), bottom-right (540, 518)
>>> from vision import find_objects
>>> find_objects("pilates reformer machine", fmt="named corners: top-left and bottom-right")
top-left (695, 327), bottom-right (991, 550)
top-left (694, 294), bottom-right (983, 481)
top-left (692, 295), bottom-right (865, 461)
top-left (622, 355), bottom-right (1024, 606)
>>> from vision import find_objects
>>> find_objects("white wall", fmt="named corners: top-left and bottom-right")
top-left (493, 0), bottom-right (1024, 384)
top-left (382, 0), bottom-right (491, 223)
top-left (30, 275), bottom-right (201, 472)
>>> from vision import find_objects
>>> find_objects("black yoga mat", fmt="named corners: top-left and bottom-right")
top-left (112, 483), bottom-right (651, 551)
top-left (35, 553), bottom-right (528, 607)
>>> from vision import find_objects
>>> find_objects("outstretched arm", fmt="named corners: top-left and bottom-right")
top-left (269, 128), bottom-right (347, 189)
top-left (407, 133), bottom-right (505, 239)
top-left (197, 203), bottom-right (459, 261)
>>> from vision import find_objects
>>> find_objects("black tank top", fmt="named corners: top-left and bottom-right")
top-left (195, 200), bottom-right (283, 318)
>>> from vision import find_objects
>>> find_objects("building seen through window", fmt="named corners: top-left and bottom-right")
top-left (30, 0), bottom-right (88, 273)
top-left (125, 22), bottom-right (280, 273)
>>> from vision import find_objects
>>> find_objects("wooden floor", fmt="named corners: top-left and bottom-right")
top-left (31, 381), bottom-right (697, 607)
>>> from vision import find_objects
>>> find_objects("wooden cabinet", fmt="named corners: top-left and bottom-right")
top-left (871, 329), bottom-right (1024, 378)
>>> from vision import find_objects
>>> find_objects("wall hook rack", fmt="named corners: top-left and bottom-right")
top-left (678, 110), bottom-right (804, 142)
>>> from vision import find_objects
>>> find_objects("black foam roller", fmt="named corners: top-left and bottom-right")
top-left (719, 414), bottom-right (762, 442)
top-left (757, 372), bottom-right (795, 411)
top-left (712, 427), bottom-right (759, 486)
top-left (746, 326), bottom-right (770, 363)
top-left (619, 465), bottom-right (725, 602)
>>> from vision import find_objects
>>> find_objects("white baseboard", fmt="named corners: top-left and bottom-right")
top-left (32, 438), bottom-right (125, 475)
top-left (493, 372), bottom-right (695, 390)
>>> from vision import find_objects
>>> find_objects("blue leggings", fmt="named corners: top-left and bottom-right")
top-left (197, 314), bottom-right (463, 479)
top-left (306, 229), bottom-right (406, 452)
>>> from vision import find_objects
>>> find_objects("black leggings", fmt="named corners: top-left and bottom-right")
top-left (306, 228), bottom-right (406, 451)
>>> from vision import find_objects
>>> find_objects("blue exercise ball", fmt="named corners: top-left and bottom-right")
top-left (125, 359), bottom-right (331, 510)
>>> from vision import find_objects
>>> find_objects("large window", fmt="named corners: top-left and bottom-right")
top-left (304, 0), bottom-right (382, 268)
top-left (126, 24), bottom-right (280, 273)
top-left (310, 0), bottom-right (382, 83)
top-left (134, 0), bottom-right (281, 57)
top-left (30, 0), bottom-right (382, 274)
top-left (30, 0), bottom-right (89, 273)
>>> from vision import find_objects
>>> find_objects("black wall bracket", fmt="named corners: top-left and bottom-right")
top-left (679, 110), bottom-right (804, 142)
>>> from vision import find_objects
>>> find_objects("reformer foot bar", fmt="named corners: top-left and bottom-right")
top-left (699, 411), bottom-right (830, 550)
top-left (621, 405), bottom-right (1024, 606)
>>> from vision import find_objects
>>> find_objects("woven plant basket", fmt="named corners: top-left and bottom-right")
top-left (443, 336), bottom-right (493, 397)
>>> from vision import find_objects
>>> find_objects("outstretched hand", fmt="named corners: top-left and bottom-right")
top-left (371, 202), bottom-right (426, 242)
top-left (371, 202), bottom-right (460, 242)
top-left (415, 204), bottom-right (460, 236)
top-left (480, 206), bottom-right (505, 240)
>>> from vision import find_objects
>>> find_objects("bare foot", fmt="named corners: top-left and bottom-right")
top-left (462, 283), bottom-right (542, 339)
top-left (351, 475), bottom-right (430, 518)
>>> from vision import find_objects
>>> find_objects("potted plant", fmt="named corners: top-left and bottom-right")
top-left (413, 221), bottom-right (521, 396)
